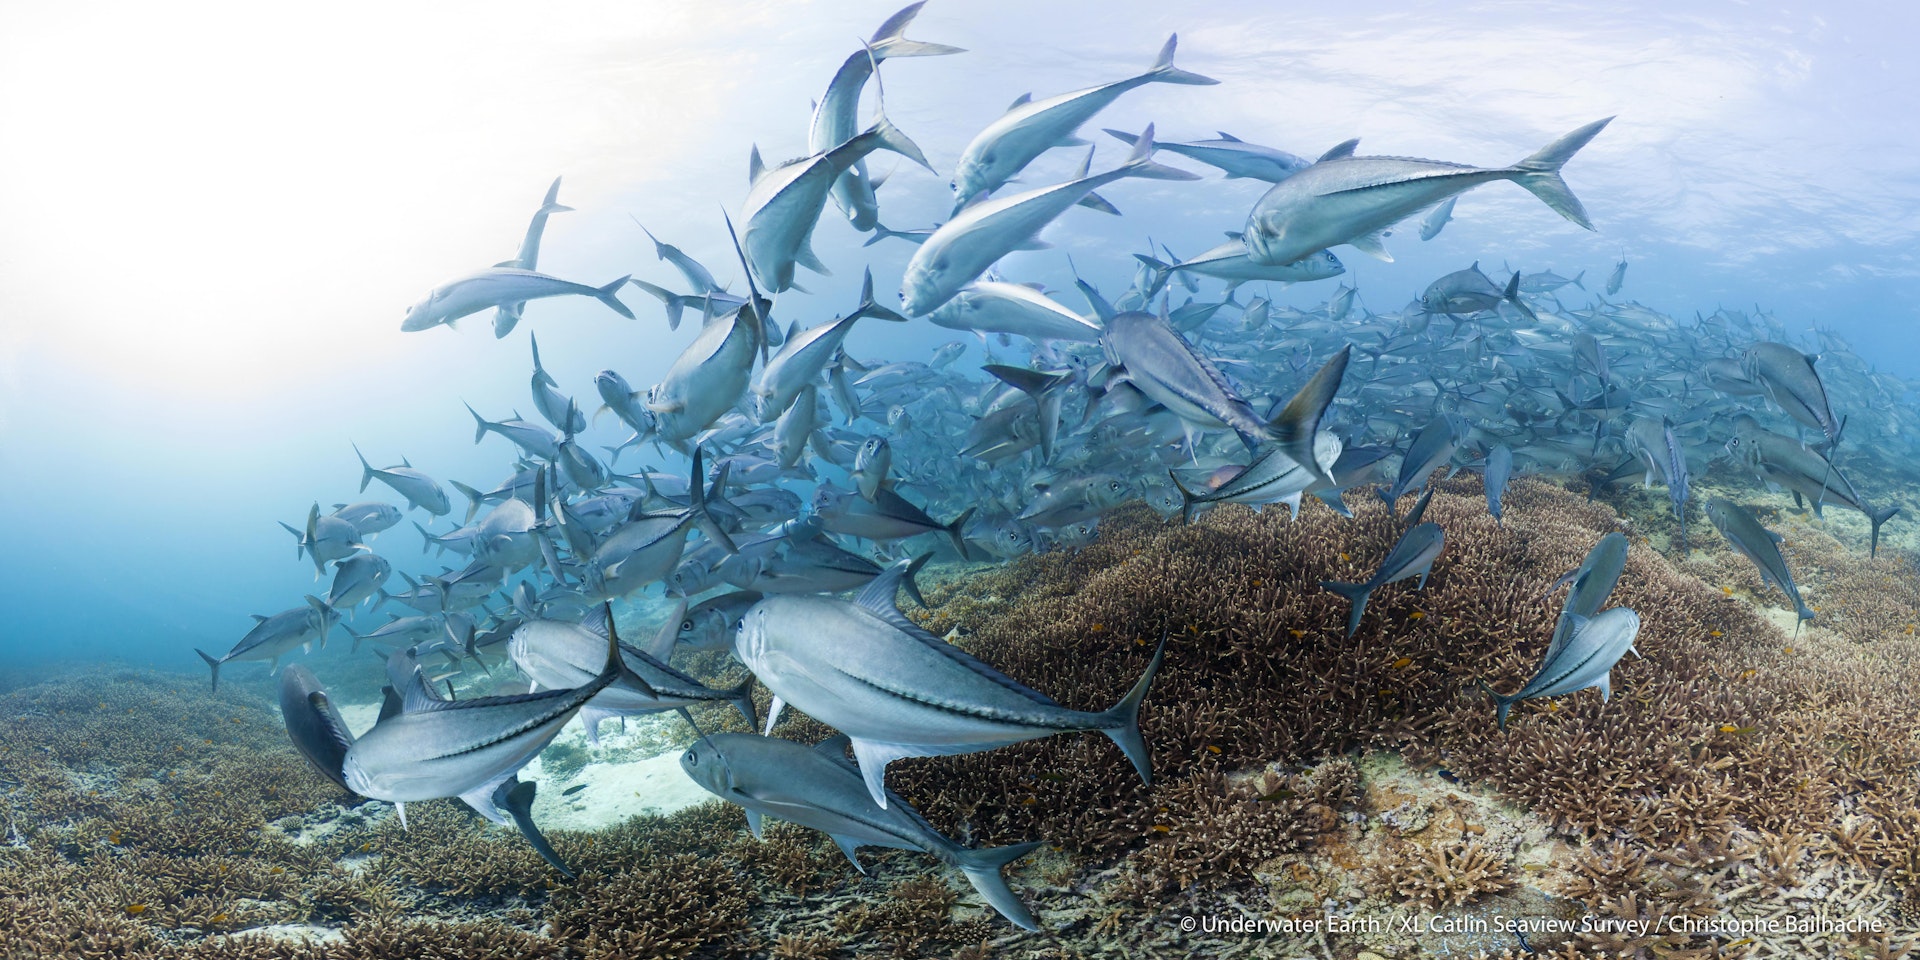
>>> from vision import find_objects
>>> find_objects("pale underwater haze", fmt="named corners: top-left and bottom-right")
top-left (1, 0), bottom-right (1918, 669)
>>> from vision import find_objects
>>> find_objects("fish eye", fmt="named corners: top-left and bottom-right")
top-left (680, 619), bottom-right (693, 631)
top-left (684, 749), bottom-right (698, 766)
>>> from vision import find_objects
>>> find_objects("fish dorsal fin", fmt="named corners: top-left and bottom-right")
top-left (251, 614), bottom-right (269, 623)
top-left (1217, 131), bottom-right (1242, 142)
top-left (1317, 138), bottom-right (1360, 162)
top-left (1767, 528), bottom-right (1785, 543)
top-left (377, 685), bottom-right (402, 723)
top-left (814, 733), bottom-right (856, 769)
top-left (749, 145), bottom-right (767, 184)
top-left (647, 600), bottom-right (686, 662)
top-left (399, 666), bottom-right (453, 714)
top-left (855, 558), bottom-right (919, 614)
top-left (1007, 92), bottom-right (1032, 112)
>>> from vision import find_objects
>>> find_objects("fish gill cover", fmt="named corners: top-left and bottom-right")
top-left (3, 2), bottom-right (1920, 958)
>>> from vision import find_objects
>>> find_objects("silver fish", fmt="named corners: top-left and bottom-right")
top-left (401, 267), bottom-right (632, 332)
top-left (1243, 118), bottom-right (1611, 266)
top-left (353, 444), bottom-right (452, 516)
top-left (1704, 497), bottom-right (1814, 624)
top-left (734, 562), bottom-right (1166, 807)
top-left (949, 35), bottom-right (1214, 209)
top-left (682, 733), bottom-right (1042, 929)
top-left (1319, 522), bottom-right (1445, 638)
top-left (1101, 127), bottom-right (1307, 182)
top-left (1480, 607), bottom-right (1640, 729)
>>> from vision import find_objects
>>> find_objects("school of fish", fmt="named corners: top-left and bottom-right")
top-left (200, 4), bottom-right (1919, 929)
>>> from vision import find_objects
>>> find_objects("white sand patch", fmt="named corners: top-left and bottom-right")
top-left (322, 693), bottom-right (713, 833)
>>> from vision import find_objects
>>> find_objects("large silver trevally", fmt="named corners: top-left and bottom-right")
top-left (902, 128), bottom-right (1199, 316)
top-left (330, 501), bottom-right (402, 539)
top-left (1167, 346), bottom-right (1351, 520)
top-left (327, 551), bottom-right (391, 610)
top-left (465, 403), bottom-right (560, 460)
top-left (1704, 497), bottom-right (1815, 626)
top-left (196, 595), bottom-right (338, 690)
top-left (1102, 126), bottom-right (1306, 182)
top-left (925, 281), bottom-right (1103, 343)
top-left (742, 105), bottom-right (931, 294)
top-left (810, 2), bottom-right (963, 232)
top-left (342, 633), bottom-right (640, 827)
top-left (508, 605), bottom-right (755, 746)
top-left (528, 334), bottom-right (586, 434)
top-left (1480, 607), bottom-right (1640, 729)
top-left (278, 664), bottom-right (356, 792)
top-left (646, 303), bottom-right (763, 444)
top-left (584, 451), bottom-right (736, 599)
top-left (683, 733), bottom-right (1043, 929)
top-left (1742, 342), bottom-right (1842, 447)
top-left (1319, 522), bottom-right (1445, 638)
top-left (1418, 196), bottom-right (1456, 240)
top-left (492, 177), bottom-right (572, 338)
top-left (734, 561), bottom-right (1166, 808)
top-left (753, 270), bottom-right (905, 422)
top-left (1154, 239), bottom-right (1344, 292)
top-left (949, 35), bottom-right (1214, 210)
top-left (401, 267), bottom-right (633, 332)
top-left (1099, 302), bottom-right (1272, 450)
top-left (1378, 414), bottom-right (1471, 507)
top-left (1243, 118), bottom-right (1612, 266)
top-left (353, 443), bottom-right (452, 517)
top-left (1725, 414), bottom-right (1897, 556)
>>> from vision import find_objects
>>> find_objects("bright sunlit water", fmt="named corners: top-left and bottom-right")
top-left (1, 0), bottom-right (1916, 668)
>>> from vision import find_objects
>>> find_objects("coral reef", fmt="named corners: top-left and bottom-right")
top-left (6, 475), bottom-right (1920, 957)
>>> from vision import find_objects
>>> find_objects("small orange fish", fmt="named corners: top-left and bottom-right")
top-left (1288, 629), bottom-right (1306, 638)
top-left (1408, 611), bottom-right (1425, 620)
top-left (209, 913), bottom-right (228, 924)
top-left (1709, 630), bottom-right (1723, 638)
top-left (1090, 623), bottom-right (1104, 632)
top-left (1251, 579), bottom-right (1262, 587)
top-left (1020, 796), bottom-right (1036, 806)
top-left (1784, 646), bottom-right (1794, 654)
top-left (1390, 657), bottom-right (1412, 669)
top-left (1721, 586), bottom-right (1734, 596)
top-left (108, 831), bottom-right (122, 845)
top-left (1339, 552), bottom-right (1351, 562)
top-left (1150, 825), bottom-right (1171, 833)
top-left (1204, 745), bottom-right (1221, 755)
top-left (1739, 669), bottom-right (1757, 679)
top-left (126, 904), bottom-right (147, 916)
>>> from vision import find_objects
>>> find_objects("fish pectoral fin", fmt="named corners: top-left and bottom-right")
top-left (830, 834), bottom-right (867, 873)
top-left (761, 695), bottom-right (785, 736)
top-left (395, 802), bottom-right (408, 830)
top-left (849, 738), bottom-right (920, 810)
top-left (744, 809), bottom-right (765, 841)
top-left (1595, 675), bottom-right (1613, 703)
top-left (459, 774), bottom-right (516, 826)
top-left (1346, 229), bottom-right (1394, 262)
top-left (643, 398), bottom-right (685, 414)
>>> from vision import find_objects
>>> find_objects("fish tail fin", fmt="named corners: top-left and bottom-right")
top-left (899, 552), bottom-right (934, 608)
top-left (412, 520), bottom-right (433, 555)
top-left (352, 442), bottom-right (375, 493)
top-left (1144, 34), bottom-right (1218, 86)
top-left (464, 402), bottom-right (490, 445)
top-left (1870, 505), bottom-right (1899, 558)
top-left (1571, 269), bottom-right (1587, 290)
top-left (861, 88), bottom-right (934, 173)
top-left (342, 622), bottom-right (366, 653)
top-left (1102, 632), bottom-right (1167, 787)
top-left (1511, 117), bottom-right (1612, 231)
top-left (726, 676), bottom-right (760, 732)
top-left (1474, 678), bottom-right (1518, 731)
top-left (1318, 580), bottom-right (1373, 638)
top-left (850, 267), bottom-right (909, 323)
top-left (943, 507), bottom-right (976, 561)
top-left (449, 480), bottom-right (485, 526)
top-left (595, 276), bottom-right (636, 320)
top-left (687, 447), bottom-right (738, 554)
top-left (1101, 127), bottom-right (1146, 149)
top-left (951, 841), bottom-right (1043, 931)
top-left (624, 278), bottom-right (684, 330)
top-left (868, 1), bottom-right (964, 58)
top-left (195, 648), bottom-right (221, 692)
top-left (1115, 123), bottom-right (1201, 182)
top-left (1167, 470), bottom-right (1199, 525)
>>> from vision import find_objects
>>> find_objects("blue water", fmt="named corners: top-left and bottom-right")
top-left (1, 0), bottom-right (1917, 670)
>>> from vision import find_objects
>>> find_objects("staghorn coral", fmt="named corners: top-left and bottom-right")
top-left (9, 474), bottom-right (1920, 958)
top-left (1367, 837), bottom-right (1514, 908)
